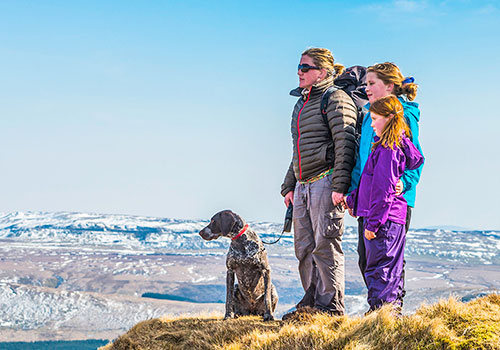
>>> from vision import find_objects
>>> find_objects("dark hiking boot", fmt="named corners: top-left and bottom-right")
top-left (282, 306), bottom-right (342, 322)
top-left (282, 306), bottom-right (318, 321)
top-left (314, 304), bottom-right (344, 317)
top-left (296, 285), bottom-right (315, 309)
top-left (281, 309), bottom-right (298, 321)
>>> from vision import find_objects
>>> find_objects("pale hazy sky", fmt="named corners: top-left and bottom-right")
top-left (1, 0), bottom-right (499, 229)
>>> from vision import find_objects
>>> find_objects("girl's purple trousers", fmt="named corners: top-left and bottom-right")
top-left (364, 220), bottom-right (406, 310)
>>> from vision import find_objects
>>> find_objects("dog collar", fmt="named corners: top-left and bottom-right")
top-left (231, 224), bottom-right (249, 241)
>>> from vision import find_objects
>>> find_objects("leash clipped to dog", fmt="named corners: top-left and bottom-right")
top-left (262, 204), bottom-right (293, 245)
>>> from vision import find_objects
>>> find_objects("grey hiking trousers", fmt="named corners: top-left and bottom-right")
top-left (293, 174), bottom-right (345, 315)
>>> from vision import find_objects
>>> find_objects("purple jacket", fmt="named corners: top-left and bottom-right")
top-left (346, 135), bottom-right (424, 233)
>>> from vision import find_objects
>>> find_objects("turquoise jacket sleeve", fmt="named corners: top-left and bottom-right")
top-left (349, 109), bottom-right (374, 192)
top-left (350, 151), bottom-right (362, 192)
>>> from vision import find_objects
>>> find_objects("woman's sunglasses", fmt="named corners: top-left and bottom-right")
top-left (298, 64), bottom-right (321, 73)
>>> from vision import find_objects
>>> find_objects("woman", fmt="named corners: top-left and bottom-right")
top-left (281, 48), bottom-right (358, 316)
top-left (349, 62), bottom-right (424, 307)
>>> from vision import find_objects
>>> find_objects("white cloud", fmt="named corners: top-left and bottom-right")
top-left (476, 4), bottom-right (497, 15)
top-left (355, 0), bottom-right (428, 13)
top-left (351, 0), bottom-right (434, 26)
top-left (393, 0), bottom-right (426, 12)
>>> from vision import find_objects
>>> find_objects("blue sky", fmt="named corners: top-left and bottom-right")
top-left (0, 0), bottom-right (499, 229)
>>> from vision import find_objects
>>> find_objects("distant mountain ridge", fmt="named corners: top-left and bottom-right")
top-left (0, 211), bottom-right (499, 264)
top-left (421, 225), bottom-right (472, 231)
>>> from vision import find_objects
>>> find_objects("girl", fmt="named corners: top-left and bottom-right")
top-left (344, 95), bottom-right (423, 311)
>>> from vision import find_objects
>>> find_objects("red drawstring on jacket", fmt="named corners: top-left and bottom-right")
top-left (296, 90), bottom-right (311, 180)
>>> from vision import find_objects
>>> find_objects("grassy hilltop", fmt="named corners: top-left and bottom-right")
top-left (100, 294), bottom-right (500, 350)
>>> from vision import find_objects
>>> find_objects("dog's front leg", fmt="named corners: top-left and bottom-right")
top-left (224, 269), bottom-right (235, 320)
top-left (262, 268), bottom-right (274, 321)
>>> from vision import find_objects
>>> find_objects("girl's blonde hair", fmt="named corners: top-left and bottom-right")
top-left (367, 62), bottom-right (418, 101)
top-left (302, 47), bottom-right (345, 78)
top-left (370, 95), bottom-right (410, 150)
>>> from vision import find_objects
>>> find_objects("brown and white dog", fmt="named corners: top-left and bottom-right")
top-left (199, 210), bottom-right (278, 321)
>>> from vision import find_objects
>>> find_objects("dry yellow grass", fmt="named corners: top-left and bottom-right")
top-left (99, 294), bottom-right (500, 350)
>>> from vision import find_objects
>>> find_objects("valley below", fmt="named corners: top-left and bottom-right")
top-left (0, 211), bottom-right (498, 342)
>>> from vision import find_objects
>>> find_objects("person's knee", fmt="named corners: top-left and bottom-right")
top-left (295, 243), bottom-right (314, 261)
top-left (312, 243), bottom-right (342, 267)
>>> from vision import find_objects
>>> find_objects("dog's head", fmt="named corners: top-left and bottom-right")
top-left (199, 210), bottom-right (246, 241)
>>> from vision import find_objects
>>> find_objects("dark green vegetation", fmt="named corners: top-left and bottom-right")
top-left (0, 339), bottom-right (108, 350)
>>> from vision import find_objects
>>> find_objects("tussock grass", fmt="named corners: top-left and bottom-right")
top-left (100, 294), bottom-right (500, 350)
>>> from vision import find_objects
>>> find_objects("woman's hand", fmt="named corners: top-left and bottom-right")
top-left (341, 196), bottom-right (349, 210)
top-left (342, 196), bottom-right (357, 218)
top-left (284, 191), bottom-right (294, 207)
top-left (364, 229), bottom-right (376, 240)
top-left (395, 179), bottom-right (404, 196)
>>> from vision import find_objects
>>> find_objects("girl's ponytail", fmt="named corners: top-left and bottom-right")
top-left (394, 82), bottom-right (418, 101)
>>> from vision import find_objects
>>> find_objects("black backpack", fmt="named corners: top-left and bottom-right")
top-left (320, 66), bottom-right (368, 144)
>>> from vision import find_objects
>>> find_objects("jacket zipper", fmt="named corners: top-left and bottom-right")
top-left (297, 90), bottom-right (311, 180)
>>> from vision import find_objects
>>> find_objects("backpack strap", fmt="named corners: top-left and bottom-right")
top-left (357, 106), bottom-right (368, 135)
top-left (320, 86), bottom-right (338, 139)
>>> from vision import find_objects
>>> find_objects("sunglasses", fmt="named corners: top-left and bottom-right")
top-left (298, 64), bottom-right (321, 73)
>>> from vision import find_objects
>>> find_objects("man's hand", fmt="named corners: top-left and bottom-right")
top-left (331, 191), bottom-right (344, 206)
top-left (284, 191), bottom-right (294, 207)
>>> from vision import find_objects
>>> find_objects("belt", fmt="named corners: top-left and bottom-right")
top-left (299, 168), bottom-right (333, 184)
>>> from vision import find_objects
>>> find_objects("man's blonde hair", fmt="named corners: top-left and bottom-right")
top-left (302, 47), bottom-right (344, 78)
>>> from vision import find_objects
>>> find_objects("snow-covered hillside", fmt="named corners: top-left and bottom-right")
top-left (0, 211), bottom-right (498, 264)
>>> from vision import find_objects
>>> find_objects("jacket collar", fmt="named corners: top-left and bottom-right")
top-left (290, 76), bottom-right (334, 99)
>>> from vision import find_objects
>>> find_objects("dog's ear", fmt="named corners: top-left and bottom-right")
top-left (219, 210), bottom-right (244, 237)
top-left (219, 210), bottom-right (236, 237)
top-left (208, 212), bottom-right (223, 234)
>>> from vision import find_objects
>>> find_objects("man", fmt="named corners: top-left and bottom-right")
top-left (281, 48), bottom-right (357, 316)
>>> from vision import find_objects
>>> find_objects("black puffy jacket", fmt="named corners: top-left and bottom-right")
top-left (281, 76), bottom-right (357, 196)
